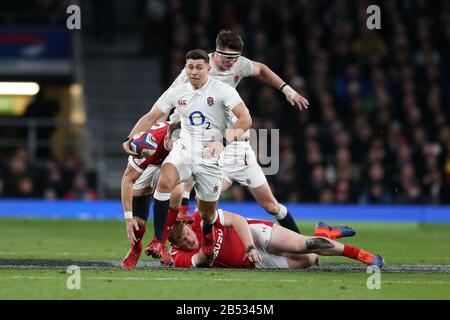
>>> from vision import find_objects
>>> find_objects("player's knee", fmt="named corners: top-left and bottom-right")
top-left (169, 186), bottom-right (183, 207)
top-left (133, 186), bottom-right (152, 197)
top-left (157, 176), bottom-right (176, 193)
top-left (304, 254), bottom-right (318, 268)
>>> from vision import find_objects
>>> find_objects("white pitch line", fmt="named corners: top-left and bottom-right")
top-left (0, 252), bottom-right (117, 256)
top-left (4, 275), bottom-right (450, 285)
top-left (1, 251), bottom-right (450, 261)
top-left (6, 275), bottom-right (298, 283)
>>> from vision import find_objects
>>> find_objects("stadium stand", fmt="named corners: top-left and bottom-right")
top-left (0, 0), bottom-right (449, 204)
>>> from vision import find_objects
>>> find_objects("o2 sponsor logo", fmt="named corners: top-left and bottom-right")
top-left (189, 111), bottom-right (211, 129)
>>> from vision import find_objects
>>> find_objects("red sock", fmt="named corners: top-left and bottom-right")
top-left (162, 207), bottom-right (179, 243)
top-left (342, 244), bottom-right (360, 259)
top-left (342, 244), bottom-right (374, 264)
top-left (135, 224), bottom-right (146, 242)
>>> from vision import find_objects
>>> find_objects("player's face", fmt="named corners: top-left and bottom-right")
top-left (176, 225), bottom-right (199, 251)
top-left (216, 47), bottom-right (240, 70)
top-left (185, 59), bottom-right (210, 88)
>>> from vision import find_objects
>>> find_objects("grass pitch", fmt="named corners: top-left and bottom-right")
top-left (0, 219), bottom-right (449, 299)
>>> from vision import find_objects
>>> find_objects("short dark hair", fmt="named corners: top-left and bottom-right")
top-left (185, 49), bottom-right (209, 63)
top-left (216, 29), bottom-right (244, 52)
top-left (168, 121), bottom-right (181, 139)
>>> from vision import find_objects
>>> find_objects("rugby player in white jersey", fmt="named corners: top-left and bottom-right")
top-left (169, 30), bottom-right (309, 234)
top-left (123, 49), bottom-right (258, 264)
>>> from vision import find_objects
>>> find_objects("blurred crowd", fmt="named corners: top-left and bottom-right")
top-left (153, 0), bottom-right (450, 204)
top-left (0, 148), bottom-right (98, 200)
top-left (1, 0), bottom-right (449, 204)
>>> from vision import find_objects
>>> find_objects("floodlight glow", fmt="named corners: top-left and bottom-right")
top-left (0, 82), bottom-right (40, 95)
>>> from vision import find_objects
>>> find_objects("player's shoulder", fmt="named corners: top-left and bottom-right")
top-left (233, 55), bottom-right (252, 70)
top-left (149, 121), bottom-right (169, 132)
top-left (148, 121), bottom-right (169, 141)
top-left (210, 77), bottom-right (237, 92)
top-left (236, 55), bottom-right (252, 65)
top-left (167, 82), bottom-right (190, 93)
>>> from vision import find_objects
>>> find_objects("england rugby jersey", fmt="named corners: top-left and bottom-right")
top-left (156, 78), bottom-right (243, 160)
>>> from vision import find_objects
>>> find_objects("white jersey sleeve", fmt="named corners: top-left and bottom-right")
top-left (239, 56), bottom-right (254, 78)
top-left (221, 83), bottom-right (244, 112)
top-left (155, 87), bottom-right (177, 113)
top-left (170, 69), bottom-right (188, 87)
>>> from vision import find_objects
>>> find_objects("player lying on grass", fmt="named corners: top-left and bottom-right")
top-left (121, 120), bottom-right (190, 269)
top-left (169, 210), bottom-right (385, 269)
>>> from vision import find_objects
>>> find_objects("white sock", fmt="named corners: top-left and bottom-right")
top-left (153, 190), bottom-right (170, 201)
top-left (274, 204), bottom-right (287, 220)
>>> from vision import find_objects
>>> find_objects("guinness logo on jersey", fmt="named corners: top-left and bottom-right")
top-left (207, 96), bottom-right (215, 107)
top-left (234, 75), bottom-right (240, 83)
top-left (178, 99), bottom-right (187, 106)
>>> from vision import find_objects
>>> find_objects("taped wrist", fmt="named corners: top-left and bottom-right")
top-left (280, 84), bottom-right (298, 98)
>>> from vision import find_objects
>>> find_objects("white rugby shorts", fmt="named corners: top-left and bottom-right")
top-left (248, 221), bottom-right (289, 269)
top-left (220, 142), bottom-right (267, 189)
top-left (132, 165), bottom-right (160, 191)
top-left (163, 140), bottom-right (222, 201)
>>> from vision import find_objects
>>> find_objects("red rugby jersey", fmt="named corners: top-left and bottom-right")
top-left (128, 122), bottom-right (170, 172)
top-left (172, 211), bottom-right (269, 268)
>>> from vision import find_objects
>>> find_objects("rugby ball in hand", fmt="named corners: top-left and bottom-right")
top-left (130, 131), bottom-right (158, 158)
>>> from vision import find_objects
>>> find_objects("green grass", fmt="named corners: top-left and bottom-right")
top-left (0, 219), bottom-right (450, 299)
top-left (0, 268), bottom-right (449, 300)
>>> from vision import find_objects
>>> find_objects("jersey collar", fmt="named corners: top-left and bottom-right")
top-left (189, 77), bottom-right (212, 94)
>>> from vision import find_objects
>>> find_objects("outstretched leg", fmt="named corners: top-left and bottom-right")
top-left (267, 224), bottom-right (384, 267)
top-left (249, 183), bottom-right (300, 234)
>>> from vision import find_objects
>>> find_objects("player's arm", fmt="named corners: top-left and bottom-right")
top-left (121, 164), bottom-right (142, 245)
top-left (204, 102), bottom-right (252, 159)
top-left (125, 105), bottom-right (166, 147)
top-left (156, 69), bottom-right (189, 123)
top-left (123, 89), bottom-right (173, 155)
top-left (221, 210), bottom-right (261, 263)
top-left (226, 102), bottom-right (252, 143)
top-left (192, 250), bottom-right (214, 268)
top-left (251, 61), bottom-right (309, 110)
top-left (172, 249), bottom-right (212, 268)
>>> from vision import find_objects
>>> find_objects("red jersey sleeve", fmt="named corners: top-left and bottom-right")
top-left (171, 249), bottom-right (196, 268)
top-left (128, 122), bottom-right (170, 172)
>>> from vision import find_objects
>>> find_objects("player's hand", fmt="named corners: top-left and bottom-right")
top-left (245, 245), bottom-right (261, 264)
top-left (176, 214), bottom-right (195, 225)
top-left (281, 84), bottom-right (309, 111)
top-left (287, 93), bottom-right (309, 111)
top-left (203, 141), bottom-right (224, 160)
top-left (123, 139), bottom-right (139, 157)
top-left (125, 218), bottom-right (139, 245)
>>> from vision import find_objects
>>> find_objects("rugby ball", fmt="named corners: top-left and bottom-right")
top-left (130, 131), bottom-right (158, 158)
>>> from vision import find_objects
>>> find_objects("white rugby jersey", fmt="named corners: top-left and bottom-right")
top-left (171, 54), bottom-right (254, 163)
top-left (156, 77), bottom-right (243, 159)
top-left (172, 53), bottom-right (253, 88)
